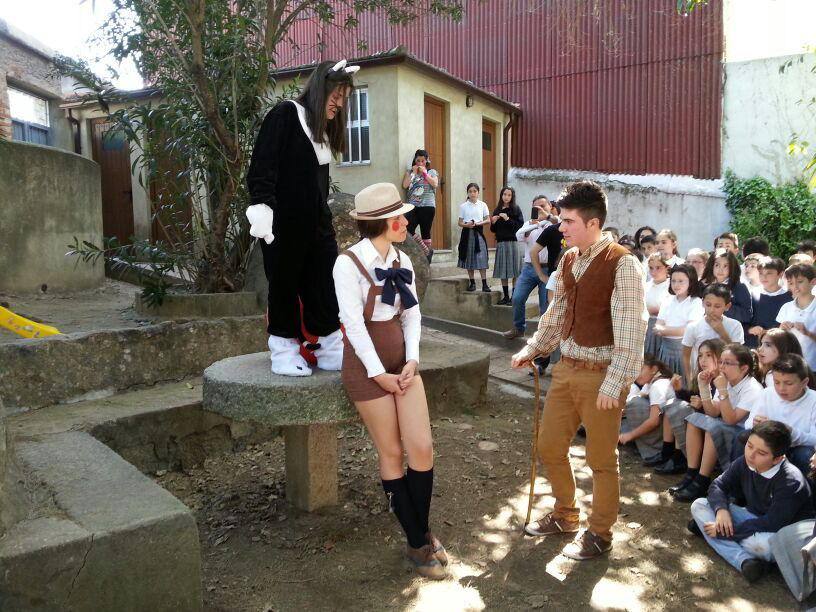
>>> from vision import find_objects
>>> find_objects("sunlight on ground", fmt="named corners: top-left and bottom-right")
top-left (545, 554), bottom-right (575, 582)
top-left (590, 577), bottom-right (645, 611)
top-left (681, 552), bottom-right (713, 574)
top-left (637, 491), bottom-right (661, 506)
top-left (405, 577), bottom-right (485, 611)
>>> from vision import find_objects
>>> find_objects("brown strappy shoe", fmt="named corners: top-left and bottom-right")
top-left (426, 532), bottom-right (448, 566)
top-left (406, 544), bottom-right (447, 580)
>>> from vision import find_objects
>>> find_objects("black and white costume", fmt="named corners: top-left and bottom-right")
top-left (246, 97), bottom-right (343, 376)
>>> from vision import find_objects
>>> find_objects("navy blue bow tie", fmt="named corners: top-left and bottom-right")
top-left (375, 267), bottom-right (418, 310)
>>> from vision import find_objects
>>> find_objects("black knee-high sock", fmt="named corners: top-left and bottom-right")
top-left (661, 441), bottom-right (674, 461)
top-left (406, 467), bottom-right (434, 535)
top-left (502, 285), bottom-right (509, 300)
top-left (382, 477), bottom-right (425, 548)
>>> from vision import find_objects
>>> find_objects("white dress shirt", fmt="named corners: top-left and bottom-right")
top-left (746, 388), bottom-right (816, 446)
top-left (777, 298), bottom-right (816, 370)
top-left (645, 279), bottom-right (670, 312)
top-left (515, 219), bottom-right (550, 264)
top-left (333, 239), bottom-right (421, 378)
top-left (713, 374), bottom-right (765, 425)
top-left (682, 315), bottom-right (745, 372)
top-left (657, 295), bottom-right (704, 339)
top-left (458, 200), bottom-right (490, 223)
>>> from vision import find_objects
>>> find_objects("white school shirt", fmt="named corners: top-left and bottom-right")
top-left (458, 200), bottom-right (490, 224)
top-left (645, 279), bottom-right (671, 312)
top-left (682, 315), bottom-right (745, 372)
top-left (713, 375), bottom-right (765, 427)
top-left (746, 388), bottom-right (816, 446)
top-left (546, 270), bottom-right (559, 292)
top-left (333, 239), bottom-right (421, 378)
top-left (777, 298), bottom-right (816, 369)
top-left (626, 377), bottom-right (676, 405)
top-left (657, 295), bottom-right (704, 339)
top-left (515, 219), bottom-right (550, 264)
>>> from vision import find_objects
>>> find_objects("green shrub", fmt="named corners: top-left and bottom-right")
top-left (723, 171), bottom-right (816, 260)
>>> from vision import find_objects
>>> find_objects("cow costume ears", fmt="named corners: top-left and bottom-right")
top-left (331, 59), bottom-right (360, 75)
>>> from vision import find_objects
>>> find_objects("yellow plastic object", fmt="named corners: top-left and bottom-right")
top-left (0, 305), bottom-right (61, 339)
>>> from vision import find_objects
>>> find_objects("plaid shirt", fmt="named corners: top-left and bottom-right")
top-left (518, 235), bottom-right (648, 397)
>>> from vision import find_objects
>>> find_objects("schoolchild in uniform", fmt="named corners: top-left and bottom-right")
top-left (333, 182), bottom-right (448, 580)
top-left (457, 183), bottom-right (491, 292)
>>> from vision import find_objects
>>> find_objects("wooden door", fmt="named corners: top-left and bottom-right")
top-left (482, 119), bottom-right (498, 248)
top-left (149, 136), bottom-right (193, 246)
top-left (91, 118), bottom-right (135, 244)
top-left (423, 97), bottom-right (448, 249)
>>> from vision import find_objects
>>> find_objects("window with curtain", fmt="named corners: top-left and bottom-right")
top-left (9, 87), bottom-right (50, 145)
top-left (342, 87), bottom-right (369, 164)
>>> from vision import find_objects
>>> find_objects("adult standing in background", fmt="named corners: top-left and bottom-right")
top-left (402, 149), bottom-right (439, 263)
top-left (512, 180), bottom-right (647, 560)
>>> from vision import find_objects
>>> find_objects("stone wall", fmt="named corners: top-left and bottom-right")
top-left (509, 168), bottom-right (729, 256)
top-left (0, 140), bottom-right (104, 293)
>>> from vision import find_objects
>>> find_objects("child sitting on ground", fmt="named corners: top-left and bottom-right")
top-left (745, 354), bottom-right (816, 475)
top-left (672, 343), bottom-right (765, 502)
top-left (689, 420), bottom-right (815, 584)
top-left (747, 257), bottom-right (792, 348)
top-left (777, 264), bottom-right (816, 370)
top-left (653, 339), bottom-right (725, 474)
top-left (756, 328), bottom-right (804, 389)
top-left (681, 283), bottom-right (745, 387)
top-left (619, 356), bottom-right (675, 463)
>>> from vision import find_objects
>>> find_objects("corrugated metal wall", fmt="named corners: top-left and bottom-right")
top-left (276, 0), bottom-right (723, 179)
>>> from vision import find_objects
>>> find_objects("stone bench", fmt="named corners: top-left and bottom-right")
top-left (202, 339), bottom-right (489, 511)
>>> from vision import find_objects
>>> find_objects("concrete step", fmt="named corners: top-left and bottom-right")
top-left (421, 276), bottom-right (539, 331)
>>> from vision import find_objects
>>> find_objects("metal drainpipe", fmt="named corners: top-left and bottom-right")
top-left (502, 112), bottom-right (518, 187)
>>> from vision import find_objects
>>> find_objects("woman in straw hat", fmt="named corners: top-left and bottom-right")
top-left (333, 182), bottom-right (448, 580)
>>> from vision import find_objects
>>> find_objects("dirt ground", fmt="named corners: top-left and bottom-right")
top-left (159, 384), bottom-right (803, 612)
top-left (0, 279), bottom-right (145, 343)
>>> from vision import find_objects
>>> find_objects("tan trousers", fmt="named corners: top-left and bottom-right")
top-left (537, 360), bottom-right (626, 541)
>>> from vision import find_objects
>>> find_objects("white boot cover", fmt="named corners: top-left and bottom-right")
top-left (314, 329), bottom-right (344, 371)
top-left (268, 335), bottom-right (312, 377)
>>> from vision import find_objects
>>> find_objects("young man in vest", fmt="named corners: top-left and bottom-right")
top-left (511, 180), bottom-right (647, 560)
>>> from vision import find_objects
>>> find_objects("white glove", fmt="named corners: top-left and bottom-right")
top-left (246, 204), bottom-right (274, 244)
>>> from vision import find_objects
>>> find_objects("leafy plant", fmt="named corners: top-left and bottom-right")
top-left (58, 0), bottom-right (463, 300)
top-left (723, 171), bottom-right (816, 260)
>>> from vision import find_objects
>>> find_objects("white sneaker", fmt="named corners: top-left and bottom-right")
top-left (267, 335), bottom-right (312, 377)
top-left (314, 329), bottom-right (344, 371)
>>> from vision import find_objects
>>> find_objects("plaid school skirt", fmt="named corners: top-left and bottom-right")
top-left (644, 316), bottom-right (662, 358)
top-left (458, 230), bottom-right (489, 270)
top-left (685, 412), bottom-right (746, 470)
top-left (492, 241), bottom-right (522, 279)
top-left (658, 337), bottom-right (684, 376)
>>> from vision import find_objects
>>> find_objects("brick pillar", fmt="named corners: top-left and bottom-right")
top-left (0, 79), bottom-right (11, 141)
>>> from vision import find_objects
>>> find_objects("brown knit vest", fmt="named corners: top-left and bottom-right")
top-left (561, 242), bottom-right (629, 347)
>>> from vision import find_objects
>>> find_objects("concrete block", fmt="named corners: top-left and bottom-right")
top-left (1, 432), bottom-right (201, 611)
top-left (284, 424), bottom-right (338, 511)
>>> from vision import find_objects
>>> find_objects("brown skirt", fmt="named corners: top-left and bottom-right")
top-left (342, 316), bottom-right (406, 402)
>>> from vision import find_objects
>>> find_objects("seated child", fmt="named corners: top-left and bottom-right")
top-left (747, 257), bottom-right (792, 348)
top-left (681, 283), bottom-right (745, 387)
top-left (746, 354), bottom-right (816, 474)
top-left (619, 356), bottom-right (675, 463)
top-left (672, 343), bottom-right (764, 502)
top-left (653, 338), bottom-right (725, 474)
top-left (690, 420), bottom-right (815, 583)
top-left (777, 264), bottom-right (816, 370)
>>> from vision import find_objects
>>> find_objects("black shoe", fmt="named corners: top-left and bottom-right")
top-left (481, 282), bottom-right (491, 293)
top-left (496, 296), bottom-right (510, 306)
top-left (655, 456), bottom-right (688, 475)
top-left (741, 558), bottom-right (768, 584)
top-left (643, 454), bottom-right (670, 467)
top-left (668, 473), bottom-right (697, 494)
top-left (686, 519), bottom-right (702, 538)
top-left (673, 479), bottom-right (708, 502)
top-left (466, 280), bottom-right (476, 292)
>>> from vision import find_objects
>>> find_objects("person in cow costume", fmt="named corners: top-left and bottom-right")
top-left (246, 59), bottom-right (359, 376)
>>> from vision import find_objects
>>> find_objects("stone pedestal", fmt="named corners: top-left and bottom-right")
top-left (284, 424), bottom-right (338, 511)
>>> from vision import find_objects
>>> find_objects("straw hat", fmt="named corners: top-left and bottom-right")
top-left (350, 183), bottom-right (415, 220)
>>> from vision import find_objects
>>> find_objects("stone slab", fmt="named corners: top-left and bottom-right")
top-left (0, 315), bottom-right (267, 413)
top-left (135, 291), bottom-right (262, 318)
top-left (2, 431), bottom-right (201, 611)
top-left (202, 339), bottom-right (490, 427)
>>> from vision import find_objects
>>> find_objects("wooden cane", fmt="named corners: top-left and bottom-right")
top-left (524, 363), bottom-right (543, 532)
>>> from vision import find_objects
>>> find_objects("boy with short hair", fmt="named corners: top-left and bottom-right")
top-left (747, 354), bottom-right (816, 473)
top-left (715, 232), bottom-right (740, 257)
top-left (742, 236), bottom-right (770, 258)
top-left (777, 264), bottom-right (816, 369)
top-left (682, 283), bottom-right (745, 385)
top-left (747, 257), bottom-right (792, 347)
top-left (796, 239), bottom-right (816, 260)
top-left (689, 420), bottom-right (815, 583)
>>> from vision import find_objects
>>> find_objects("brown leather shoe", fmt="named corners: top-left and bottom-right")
top-left (426, 532), bottom-right (448, 566)
top-left (523, 512), bottom-right (580, 536)
top-left (503, 327), bottom-right (524, 339)
top-left (561, 530), bottom-right (612, 560)
top-left (406, 544), bottom-right (447, 580)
